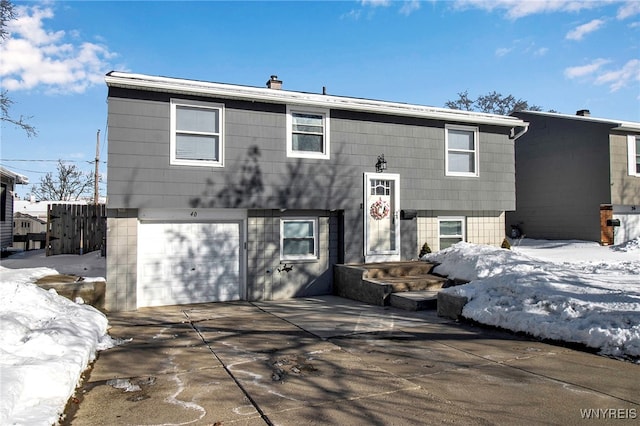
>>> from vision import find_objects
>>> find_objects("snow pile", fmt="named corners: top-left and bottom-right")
top-left (425, 240), bottom-right (640, 358)
top-left (0, 266), bottom-right (112, 425)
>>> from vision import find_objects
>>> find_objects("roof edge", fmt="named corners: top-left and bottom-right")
top-left (0, 166), bottom-right (29, 184)
top-left (514, 110), bottom-right (640, 132)
top-left (105, 71), bottom-right (527, 128)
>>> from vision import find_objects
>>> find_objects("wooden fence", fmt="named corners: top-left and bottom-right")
top-left (46, 204), bottom-right (106, 256)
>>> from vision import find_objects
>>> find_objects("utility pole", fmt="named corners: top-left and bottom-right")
top-left (94, 129), bottom-right (100, 205)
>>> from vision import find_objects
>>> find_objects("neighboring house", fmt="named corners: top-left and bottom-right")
top-left (105, 71), bottom-right (528, 311)
top-left (12, 212), bottom-right (47, 250)
top-left (1, 167), bottom-right (29, 251)
top-left (508, 110), bottom-right (640, 245)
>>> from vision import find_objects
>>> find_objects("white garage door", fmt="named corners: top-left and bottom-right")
top-left (137, 221), bottom-right (242, 308)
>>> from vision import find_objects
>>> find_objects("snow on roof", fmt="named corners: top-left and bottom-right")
top-left (0, 166), bottom-right (29, 184)
top-left (13, 199), bottom-right (91, 219)
top-left (105, 71), bottom-right (528, 129)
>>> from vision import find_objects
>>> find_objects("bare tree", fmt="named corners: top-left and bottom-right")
top-left (445, 90), bottom-right (545, 115)
top-left (0, 0), bottom-right (37, 137)
top-left (32, 161), bottom-right (95, 201)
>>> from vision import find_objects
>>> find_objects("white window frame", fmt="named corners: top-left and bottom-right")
top-left (445, 124), bottom-right (479, 177)
top-left (170, 98), bottom-right (225, 167)
top-left (438, 216), bottom-right (466, 250)
top-left (280, 217), bottom-right (319, 261)
top-left (286, 105), bottom-right (330, 159)
top-left (628, 135), bottom-right (640, 177)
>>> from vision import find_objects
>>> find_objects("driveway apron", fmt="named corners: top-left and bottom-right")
top-left (65, 296), bottom-right (639, 425)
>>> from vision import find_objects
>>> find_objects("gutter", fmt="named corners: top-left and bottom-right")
top-left (510, 123), bottom-right (529, 140)
top-left (105, 71), bottom-right (527, 129)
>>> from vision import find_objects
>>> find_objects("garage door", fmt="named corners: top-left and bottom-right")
top-left (137, 221), bottom-right (242, 308)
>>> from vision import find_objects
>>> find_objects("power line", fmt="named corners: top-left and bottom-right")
top-left (2, 159), bottom-right (106, 164)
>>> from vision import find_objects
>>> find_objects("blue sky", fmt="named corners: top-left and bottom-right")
top-left (1, 0), bottom-right (639, 198)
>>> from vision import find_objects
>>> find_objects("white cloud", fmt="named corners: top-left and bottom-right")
top-left (361, 0), bottom-right (391, 7)
top-left (453, 0), bottom-right (600, 20)
top-left (564, 58), bottom-right (611, 79)
top-left (566, 19), bottom-right (605, 41)
top-left (534, 47), bottom-right (549, 57)
top-left (617, 1), bottom-right (640, 20)
top-left (399, 0), bottom-right (421, 16)
top-left (0, 5), bottom-right (116, 94)
top-left (495, 47), bottom-right (512, 57)
top-left (565, 58), bottom-right (639, 92)
top-left (594, 59), bottom-right (640, 92)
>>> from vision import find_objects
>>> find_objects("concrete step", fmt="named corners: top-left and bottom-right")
top-left (390, 290), bottom-right (440, 311)
top-left (383, 274), bottom-right (448, 292)
top-left (365, 262), bottom-right (437, 279)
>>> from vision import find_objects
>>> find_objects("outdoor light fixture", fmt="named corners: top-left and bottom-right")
top-left (375, 154), bottom-right (387, 173)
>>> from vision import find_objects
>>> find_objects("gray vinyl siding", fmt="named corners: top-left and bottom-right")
top-left (107, 90), bottom-right (515, 212)
top-left (107, 89), bottom-right (515, 264)
top-left (508, 112), bottom-right (613, 241)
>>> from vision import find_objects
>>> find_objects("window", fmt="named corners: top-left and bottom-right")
top-left (438, 217), bottom-right (465, 250)
top-left (628, 135), bottom-right (640, 177)
top-left (170, 99), bottom-right (224, 167)
top-left (280, 218), bottom-right (318, 260)
top-left (286, 106), bottom-right (330, 159)
top-left (446, 125), bottom-right (479, 176)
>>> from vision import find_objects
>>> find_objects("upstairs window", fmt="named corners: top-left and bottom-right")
top-left (286, 106), bottom-right (330, 159)
top-left (629, 135), bottom-right (640, 177)
top-left (280, 218), bottom-right (318, 261)
top-left (170, 99), bottom-right (224, 167)
top-left (446, 125), bottom-right (479, 177)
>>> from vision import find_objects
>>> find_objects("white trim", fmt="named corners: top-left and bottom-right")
top-left (286, 105), bottom-right (330, 159)
top-left (280, 217), bottom-right (319, 261)
top-left (628, 135), bottom-right (640, 177)
top-left (445, 124), bottom-right (479, 177)
top-left (106, 72), bottom-right (527, 128)
top-left (170, 98), bottom-right (225, 167)
top-left (139, 208), bottom-right (247, 222)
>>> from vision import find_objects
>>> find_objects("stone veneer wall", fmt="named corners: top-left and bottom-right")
top-left (416, 211), bottom-right (506, 253)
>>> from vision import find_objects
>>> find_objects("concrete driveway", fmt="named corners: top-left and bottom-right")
top-left (64, 296), bottom-right (639, 425)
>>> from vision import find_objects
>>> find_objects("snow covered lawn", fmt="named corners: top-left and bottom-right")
top-left (425, 239), bottom-right (640, 359)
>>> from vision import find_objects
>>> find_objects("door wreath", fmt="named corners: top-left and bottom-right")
top-left (369, 199), bottom-right (390, 220)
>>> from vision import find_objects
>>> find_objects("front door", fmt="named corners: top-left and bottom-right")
top-left (364, 173), bottom-right (400, 262)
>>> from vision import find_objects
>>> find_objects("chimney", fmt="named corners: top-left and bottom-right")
top-left (266, 75), bottom-right (282, 90)
top-left (576, 109), bottom-right (591, 117)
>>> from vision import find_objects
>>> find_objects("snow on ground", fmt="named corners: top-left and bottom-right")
top-left (0, 252), bottom-right (113, 425)
top-left (425, 238), bottom-right (640, 359)
top-left (0, 240), bottom-right (638, 424)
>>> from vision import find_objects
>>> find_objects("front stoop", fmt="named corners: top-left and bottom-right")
top-left (334, 261), bottom-right (449, 311)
